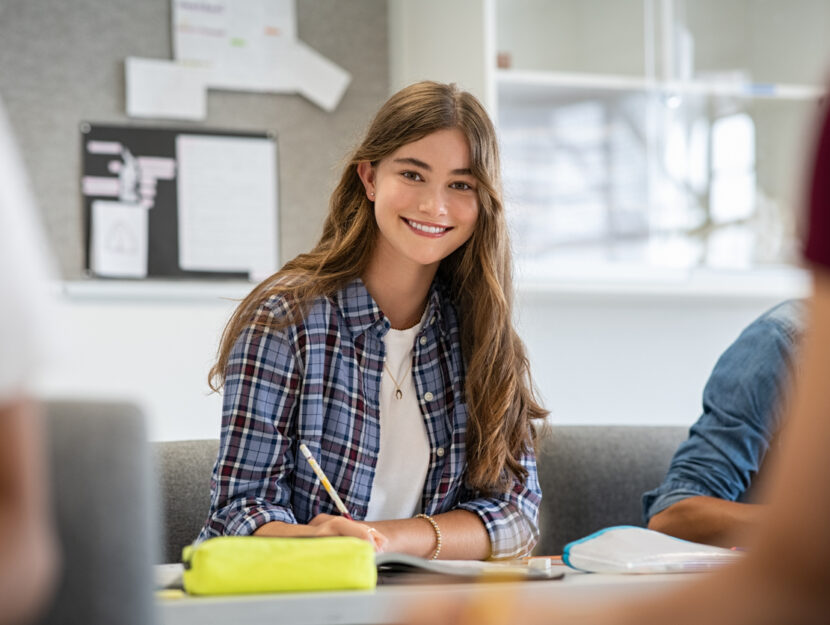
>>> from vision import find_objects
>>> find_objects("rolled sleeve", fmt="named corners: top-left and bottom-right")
top-left (198, 302), bottom-right (303, 541)
top-left (643, 305), bottom-right (799, 523)
top-left (219, 499), bottom-right (297, 536)
top-left (642, 479), bottom-right (719, 521)
top-left (457, 445), bottom-right (542, 559)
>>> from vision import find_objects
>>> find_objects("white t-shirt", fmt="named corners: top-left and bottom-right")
top-left (365, 313), bottom-right (431, 521)
top-left (0, 101), bottom-right (55, 400)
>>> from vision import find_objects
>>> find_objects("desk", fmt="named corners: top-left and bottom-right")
top-left (159, 568), bottom-right (693, 625)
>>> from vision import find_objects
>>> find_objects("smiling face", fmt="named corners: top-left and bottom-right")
top-left (357, 128), bottom-right (479, 278)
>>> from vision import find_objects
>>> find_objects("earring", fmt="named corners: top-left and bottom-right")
top-left (369, 191), bottom-right (375, 199)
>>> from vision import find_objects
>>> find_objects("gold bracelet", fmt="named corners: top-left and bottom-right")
top-left (415, 513), bottom-right (442, 560)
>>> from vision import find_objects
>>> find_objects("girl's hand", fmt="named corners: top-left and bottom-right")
top-left (308, 513), bottom-right (388, 552)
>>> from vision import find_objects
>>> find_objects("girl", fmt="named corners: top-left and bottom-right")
top-left (198, 81), bottom-right (546, 560)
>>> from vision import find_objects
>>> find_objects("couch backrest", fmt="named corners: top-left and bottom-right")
top-left (154, 439), bottom-right (219, 563)
top-left (154, 426), bottom-right (689, 562)
top-left (534, 425), bottom-right (687, 555)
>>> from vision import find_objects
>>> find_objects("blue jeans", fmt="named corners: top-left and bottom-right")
top-left (642, 300), bottom-right (804, 522)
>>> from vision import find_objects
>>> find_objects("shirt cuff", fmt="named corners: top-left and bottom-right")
top-left (456, 499), bottom-right (539, 559)
top-left (224, 504), bottom-right (297, 536)
top-left (643, 480), bottom-right (715, 522)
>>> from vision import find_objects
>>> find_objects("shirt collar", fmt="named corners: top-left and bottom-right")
top-left (335, 278), bottom-right (451, 340)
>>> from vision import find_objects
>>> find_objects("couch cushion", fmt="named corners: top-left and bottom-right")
top-left (534, 425), bottom-right (687, 556)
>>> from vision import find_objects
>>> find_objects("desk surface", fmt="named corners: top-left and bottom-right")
top-left (159, 568), bottom-right (693, 625)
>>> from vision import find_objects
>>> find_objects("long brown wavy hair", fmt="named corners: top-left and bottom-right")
top-left (209, 81), bottom-right (547, 493)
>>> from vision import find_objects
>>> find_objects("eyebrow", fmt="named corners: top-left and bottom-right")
top-left (392, 157), bottom-right (472, 176)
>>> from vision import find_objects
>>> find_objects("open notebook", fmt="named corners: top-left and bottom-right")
top-left (375, 552), bottom-right (563, 584)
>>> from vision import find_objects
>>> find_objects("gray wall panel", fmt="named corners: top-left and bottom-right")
top-left (0, 0), bottom-right (388, 278)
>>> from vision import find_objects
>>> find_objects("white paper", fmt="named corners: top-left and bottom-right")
top-left (91, 201), bottom-right (149, 278)
top-left (87, 140), bottom-right (123, 155)
top-left (205, 45), bottom-right (296, 93)
top-left (154, 563), bottom-right (184, 590)
top-left (176, 134), bottom-right (278, 277)
top-left (126, 57), bottom-right (207, 121)
top-left (136, 156), bottom-right (177, 180)
top-left (173, 0), bottom-right (296, 92)
top-left (292, 41), bottom-right (351, 112)
top-left (170, 0), bottom-right (349, 110)
top-left (82, 176), bottom-right (120, 197)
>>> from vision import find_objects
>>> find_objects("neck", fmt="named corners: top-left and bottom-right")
top-left (362, 253), bottom-right (437, 331)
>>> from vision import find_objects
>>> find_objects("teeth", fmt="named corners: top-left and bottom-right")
top-left (406, 219), bottom-right (448, 234)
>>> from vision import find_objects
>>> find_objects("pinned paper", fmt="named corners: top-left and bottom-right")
top-left (292, 41), bottom-right (351, 113)
top-left (166, 0), bottom-right (350, 112)
top-left (176, 134), bottom-right (278, 276)
top-left (126, 57), bottom-right (208, 120)
top-left (82, 176), bottom-right (120, 197)
top-left (206, 59), bottom-right (297, 94)
top-left (173, 0), bottom-right (297, 62)
top-left (90, 201), bottom-right (149, 278)
top-left (174, 0), bottom-right (297, 93)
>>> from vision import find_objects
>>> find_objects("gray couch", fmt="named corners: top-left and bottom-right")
top-left (155, 425), bottom-right (687, 562)
top-left (534, 426), bottom-right (686, 555)
top-left (155, 439), bottom-right (219, 563)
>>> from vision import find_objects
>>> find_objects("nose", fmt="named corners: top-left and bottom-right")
top-left (417, 185), bottom-right (449, 218)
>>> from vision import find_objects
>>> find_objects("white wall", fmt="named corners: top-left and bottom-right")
top-left (38, 274), bottom-right (808, 442)
top-left (40, 282), bottom-right (240, 442)
top-left (515, 281), bottom-right (807, 427)
top-left (388, 0), bottom-right (496, 112)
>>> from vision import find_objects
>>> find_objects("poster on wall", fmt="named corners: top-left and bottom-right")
top-left (80, 122), bottom-right (279, 280)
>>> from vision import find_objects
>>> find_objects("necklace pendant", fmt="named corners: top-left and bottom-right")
top-left (395, 389), bottom-right (403, 400)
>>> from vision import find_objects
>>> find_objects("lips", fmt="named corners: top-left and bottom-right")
top-left (403, 218), bottom-right (452, 236)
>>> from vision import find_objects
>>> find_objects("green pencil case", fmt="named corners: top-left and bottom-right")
top-left (182, 535), bottom-right (377, 595)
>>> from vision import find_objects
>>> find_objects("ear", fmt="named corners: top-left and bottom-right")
top-left (356, 161), bottom-right (376, 200)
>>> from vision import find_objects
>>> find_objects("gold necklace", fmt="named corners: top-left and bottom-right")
top-left (384, 361), bottom-right (411, 400)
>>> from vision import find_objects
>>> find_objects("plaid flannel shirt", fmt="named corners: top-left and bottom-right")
top-left (198, 278), bottom-right (541, 558)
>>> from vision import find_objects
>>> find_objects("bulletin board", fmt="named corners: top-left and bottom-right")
top-left (80, 123), bottom-right (279, 280)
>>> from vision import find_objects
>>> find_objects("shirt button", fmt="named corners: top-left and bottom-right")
top-left (430, 316), bottom-right (436, 325)
top-left (424, 391), bottom-right (434, 402)
top-left (435, 447), bottom-right (445, 457)
top-left (419, 336), bottom-right (428, 346)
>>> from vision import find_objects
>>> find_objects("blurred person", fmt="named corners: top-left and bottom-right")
top-left (644, 299), bottom-right (803, 547)
top-left (0, 100), bottom-right (59, 624)
top-left (405, 98), bottom-right (830, 625)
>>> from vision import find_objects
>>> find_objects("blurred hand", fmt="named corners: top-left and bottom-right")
top-left (402, 588), bottom-right (599, 625)
top-left (308, 513), bottom-right (389, 552)
top-left (403, 587), bottom-right (517, 625)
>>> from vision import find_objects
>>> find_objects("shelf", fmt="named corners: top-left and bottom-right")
top-left (514, 264), bottom-right (811, 302)
top-left (58, 266), bottom-right (809, 306)
top-left (497, 70), bottom-right (826, 106)
top-left (61, 279), bottom-right (255, 302)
